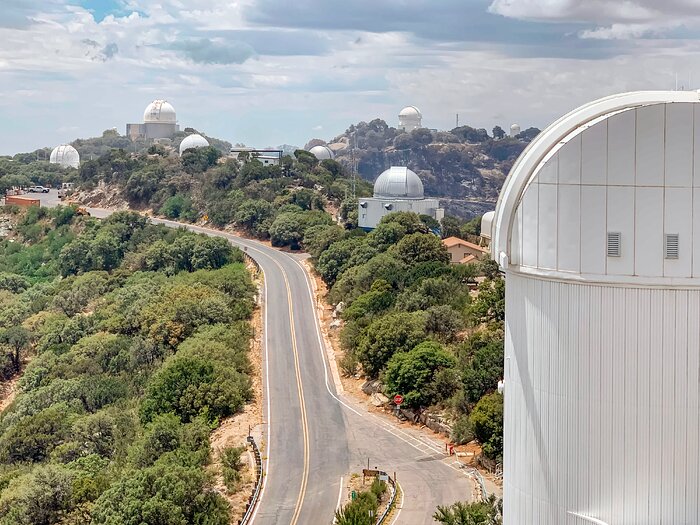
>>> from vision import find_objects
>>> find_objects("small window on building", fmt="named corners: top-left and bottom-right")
top-left (607, 232), bottom-right (621, 257)
top-left (665, 233), bottom-right (679, 259)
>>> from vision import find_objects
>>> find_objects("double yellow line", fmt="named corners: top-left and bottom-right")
top-left (272, 257), bottom-right (310, 525)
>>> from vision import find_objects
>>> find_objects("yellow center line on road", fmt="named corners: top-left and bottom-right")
top-left (276, 259), bottom-right (311, 525)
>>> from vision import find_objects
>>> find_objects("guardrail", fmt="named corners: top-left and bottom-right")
top-left (376, 472), bottom-right (398, 525)
top-left (239, 435), bottom-right (263, 525)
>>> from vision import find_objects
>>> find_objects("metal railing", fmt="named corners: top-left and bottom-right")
top-left (239, 435), bottom-right (263, 525)
top-left (376, 472), bottom-right (398, 525)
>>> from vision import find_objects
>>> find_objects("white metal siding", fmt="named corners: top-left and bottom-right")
top-left (509, 102), bottom-right (700, 280)
top-left (504, 272), bottom-right (700, 525)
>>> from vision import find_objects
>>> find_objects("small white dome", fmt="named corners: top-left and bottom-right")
top-left (50, 144), bottom-right (80, 169)
top-left (309, 145), bottom-right (334, 160)
top-left (510, 123), bottom-right (521, 136)
top-left (144, 100), bottom-right (176, 123)
top-left (373, 166), bottom-right (424, 200)
top-left (399, 106), bottom-right (422, 118)
top-left (179, 134), bottom-right (210, 155)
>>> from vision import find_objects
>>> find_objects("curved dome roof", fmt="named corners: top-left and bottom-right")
top-left (49, 144), bottom-right (80, 169)
top-left (399, 106), bottom-right (422, 118)
top-left (144, 100), bottom-right (176, 123)
top-left (373, 166), bottom-right (424, 199)
top-left (309, 145), bottom-right (334, 160)
top-left (493, 90), bottom-right (700, 283)
top-left (179, 134), bottom-right (209, 155)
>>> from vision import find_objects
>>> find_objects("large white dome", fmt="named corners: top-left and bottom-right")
top-left (49, 144), bottom-right (80, 169)
top-left (309, 145), bottom-right (334, 160)
top-left (399, 105), bottom-right (422, 118)
top-left (179, 134), bottom-right (210, 155)
top-left (373, 166), bottom-right (424, 199)
top-left (144, 100), bottom-right (176, 123)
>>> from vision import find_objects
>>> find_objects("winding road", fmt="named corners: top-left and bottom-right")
top-left (40, 191), bottom-right (475, 524)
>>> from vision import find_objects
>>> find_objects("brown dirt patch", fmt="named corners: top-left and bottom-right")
top-left (0, 374), bottom-right (21, 413)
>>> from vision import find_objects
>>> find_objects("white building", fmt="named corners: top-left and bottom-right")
top-left (492, 91), bottom-right (700, 525)
top-left (398, 106), bottom-right (422, 132)
top-left (230, 147), bottom-right (282, 166)
top-left (179, 134), bottom-right (209, 156)
top-left (127, 100), bottom-right (180, 140)
top-left (49, 144), bottom-right (80, 169)
top-left (509, 123), bottom-right (521, 137)
top-left (309, 144), bottom-right (334, 160)
top-left (358, 166), bottom-right (443, 230)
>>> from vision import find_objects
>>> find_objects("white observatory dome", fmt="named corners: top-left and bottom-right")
top-left (144, 100), bottom-right (176, 123)
top-left (399, 106), bottom-right (422, 119)
top-left (509, 123), bottom-right (521, 137)
top-left (309, 145), bottom-right (334, 160)
top-left (49, 144), bottom-right (80, 169)
top-left (179, 134), bottom-right (210, 156)
top-left (373, 166), bottom-right (424, 199)
top-left (493, 91), bottom-right (700, 525)
top-left (398, 106), bottom-right (422, 132)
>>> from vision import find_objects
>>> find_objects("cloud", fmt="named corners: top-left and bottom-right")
top-left (1, 0), bottom-right (65, 29)
top-left (167, 38), bottom-right (255, 64)
top-left (488, 0), bottom-right (700, 40)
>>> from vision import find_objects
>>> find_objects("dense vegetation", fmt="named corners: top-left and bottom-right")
top-left (310, 211), bottom-right (505, 462)
top-left (0, 206), bottom-right (256, 524)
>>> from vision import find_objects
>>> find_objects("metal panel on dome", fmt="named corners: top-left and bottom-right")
top-left (373, 167), bottom-right (424, 199)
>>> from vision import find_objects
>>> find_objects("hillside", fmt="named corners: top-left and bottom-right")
top-left (308, 119), bottom-right (539, 218)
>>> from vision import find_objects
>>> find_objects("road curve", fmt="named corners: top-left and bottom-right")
top-left (45, 193), bottom-right (475, 524)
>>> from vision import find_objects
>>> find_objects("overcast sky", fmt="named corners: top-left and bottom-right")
top-left (2, 0), bottom-right (700, 154)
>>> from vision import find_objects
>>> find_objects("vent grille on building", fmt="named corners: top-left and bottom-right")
top-left (607, 232), bottom-right (621, 257)
top-left (665, 234), bottom-right (679, 259)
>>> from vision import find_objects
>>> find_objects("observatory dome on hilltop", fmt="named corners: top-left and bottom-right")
top-left (127, 99), bottom-right (180, 140)
top-left (373, 167), bottom-right (424, 199)
top-left (309, 145), bottom-right (334, 160)
top-left (398, 106), bottom-right (422, 132)
top-left (144, 100), bottom-right (176, 123)
top-left (179, 134), bottom-right (209, 156)
top-left (49, 144), bottom-right (80, 169)
top-left (358, 166), bottom-right (442, 230)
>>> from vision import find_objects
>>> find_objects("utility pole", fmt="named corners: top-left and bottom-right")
top-left (456, 113), bottom-right (459, 128)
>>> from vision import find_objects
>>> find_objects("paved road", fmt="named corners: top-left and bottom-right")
top-left (39, 192), bottom-right (475, 524)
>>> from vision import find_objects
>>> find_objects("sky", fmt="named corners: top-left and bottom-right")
top-left (2, 0), bottom-right (700, 154)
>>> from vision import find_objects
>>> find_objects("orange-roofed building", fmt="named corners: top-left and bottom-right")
top-left (442, 236), bottom-right (488, 264)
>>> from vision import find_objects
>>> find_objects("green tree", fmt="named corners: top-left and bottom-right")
top-left (378, 211), bottom-right (428, 234)
top-left (492, 126), bottom-right (506, 140)
top-left (342, 280), bottom-right (395, 321)
top-left (384, 341), bottom-right (457, 408)
top-left (458, 331), bottom-right (504, 405)
top-left (468, 278), bottom-right (505, 325)
top-left (91, 462), bottom-right (230, 525)
top-left (441, 216), bottom-right (462, 239)
top-left (0, 326), bottom-right (32, 375)
top-left (0, 464), bottom-right (76, 525)
top-left (140, 283), bottom-right (233, 347)
top-left (469, 393), bottom-right (504, 460)
top-left (433, 495), bottom-right (502, 525)
top-left (269, 212), bottom-right (304, 248)
top-left (356, 312), bottom-right (426, 377)
top-left (0, 273), bottom-right (29, 293)
top-left (392, 232), bottom-right (450, 265)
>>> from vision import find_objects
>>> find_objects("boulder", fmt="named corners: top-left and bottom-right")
top-left (361, 379), bottom-right (383, 395)
top-left (329, 319), bottom-right (342, 329)
top-left (371, 392), bottom-right (390, 407)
